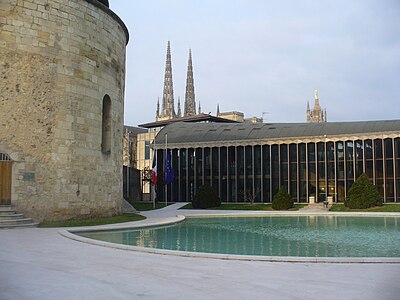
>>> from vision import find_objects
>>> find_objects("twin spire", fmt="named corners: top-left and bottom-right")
top-left (156, 41), bottom-right (197, 121)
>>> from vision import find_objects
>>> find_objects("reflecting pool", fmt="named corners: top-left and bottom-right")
top-left (76, 216), bottom-right (400, 257)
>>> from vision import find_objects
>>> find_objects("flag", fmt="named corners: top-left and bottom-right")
top-left (151, 151), bottom-right (157, 185)
top-left (165, 150), bottom-right (174, 184)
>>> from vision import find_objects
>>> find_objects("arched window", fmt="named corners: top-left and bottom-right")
top-left (101, 95), bottom-right (112, 153)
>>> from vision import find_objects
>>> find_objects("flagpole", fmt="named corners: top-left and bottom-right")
top-left (153, 139), bottom-right (156, 209)
top-left (165, 133), bottom-right (168, 207)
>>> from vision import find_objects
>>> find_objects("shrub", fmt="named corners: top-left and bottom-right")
top-left (272, 187), bottom-right (294, 210)
top-left (345, 173), bottom-right (383, 209)
top-left (192, 184), bottom-right (221, 209)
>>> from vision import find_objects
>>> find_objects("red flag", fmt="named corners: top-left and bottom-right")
top-left (151, 151), bottom-right (157, 185)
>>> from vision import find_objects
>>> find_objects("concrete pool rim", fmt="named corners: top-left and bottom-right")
top-left (60, 212), bottom-right (400, 264)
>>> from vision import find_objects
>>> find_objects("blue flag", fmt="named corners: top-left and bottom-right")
top-left (165, 150), bottom-right (174, 184)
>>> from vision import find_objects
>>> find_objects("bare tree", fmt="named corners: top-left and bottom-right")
top-left (238, 188), bottom-right (261, 204)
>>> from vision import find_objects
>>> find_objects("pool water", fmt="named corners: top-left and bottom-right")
top-left (76, 216), bottom-right (400, 258)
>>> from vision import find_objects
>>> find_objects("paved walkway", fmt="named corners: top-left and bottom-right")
top-left (1, 204), bottom-right (400, 300)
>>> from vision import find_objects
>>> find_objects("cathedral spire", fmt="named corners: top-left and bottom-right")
top-left (156, 97), bottom-right (160, 118)
top-left (184, 48), bottom-right (196, 116)
top-left (198, 101), bottom-right (201, 114)
top-left (307, 89), bottom-right (327, 123)
top-left (313, 89), bottom-right (321, 112)
top-left (159, 41), bottom-right (176, 120)
top-left (177, 96), bottom-right (182, 117)
top-left (217, 103), bottom-right (220, 116)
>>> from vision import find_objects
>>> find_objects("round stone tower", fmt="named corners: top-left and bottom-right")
top-left (0, 0), bottom-right (129, 221)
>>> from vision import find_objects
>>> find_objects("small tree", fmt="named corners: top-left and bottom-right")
top-left (272, 187), bottom-right (294, 210)
top-left (345, 173), bottom-right (383, 209)
top-left (239, 188), bottom-right (261, 204)
top-left (192, 185), bottom-right (221, 209)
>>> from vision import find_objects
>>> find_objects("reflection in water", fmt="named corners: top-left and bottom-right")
top-left (78, 216), bottom-right (400, 258)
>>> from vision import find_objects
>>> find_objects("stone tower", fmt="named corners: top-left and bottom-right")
top-left (157, 41), bottom-right (176, 121)
top-left (0, 0), bottom-right (129, 221)
top-left (184, 49), bottom-right (196, 116)
top-left (307, 89), bottom-right (327, 123)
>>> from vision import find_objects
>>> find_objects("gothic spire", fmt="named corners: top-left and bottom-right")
top-left (313, 89), bottom-right (321, 112)
top-left (177, 96), bottom-right (182, 117)
top-left (217, 103), bottom-right (220, 116)
top-left (160, 41), bottom-right (176, 119)
top-left (306, 101), bottom-right (311, 122)
top-left (198, 101), bottom-right (201, 114)
top-left (156, 97), bottom-right (160, 118)
top-left (184, 48), bottom-right (196, 116)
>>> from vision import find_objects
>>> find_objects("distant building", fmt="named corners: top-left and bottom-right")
top-left (307, 89), bottom-right (327, 123)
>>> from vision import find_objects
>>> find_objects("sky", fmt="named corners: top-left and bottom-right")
top-left (110, 0), bottom-right (400, 126)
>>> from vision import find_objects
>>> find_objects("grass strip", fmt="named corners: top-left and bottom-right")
top-left (329, 204), bottom-right (400, 212)
top-left (39, 213), bottom-right (145, 228)
top-left (132, 202), bottom-right (171, 211)
top-left (180, 203), bottom-right (306, 211)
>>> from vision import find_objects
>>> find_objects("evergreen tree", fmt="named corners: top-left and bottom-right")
top-left (345, 173), bottom-right (382, 209)
top-left (272, 187), bottom-right (294, 210)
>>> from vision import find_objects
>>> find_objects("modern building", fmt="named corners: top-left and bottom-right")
top-left (154, 120), bottom-right (400, 204)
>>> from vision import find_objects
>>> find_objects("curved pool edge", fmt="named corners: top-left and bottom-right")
top-left (59, 213), bottom-right (400, 264)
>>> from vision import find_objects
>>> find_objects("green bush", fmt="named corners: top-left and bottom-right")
top-left (192, 184), bottom-right (221, 209)
top-left (272, 187), bottom-right (294, 210)
top-left (345, 173), bottom-right (383, 209)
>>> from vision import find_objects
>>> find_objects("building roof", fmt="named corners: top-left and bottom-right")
top-left (155, 119), bottom-right (400, 145)
top-left (139, 113), bottom-right (239, 129)
top-left (124, 125), bottom-right (147, 136)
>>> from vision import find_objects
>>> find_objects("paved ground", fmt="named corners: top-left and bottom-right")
top-left (1, 204), bottom-right (400, 300)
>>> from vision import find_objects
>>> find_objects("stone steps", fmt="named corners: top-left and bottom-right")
top-left (301, 203), bottom-right (331, 211)
top-left (0, 205), bottom-right (38, 229)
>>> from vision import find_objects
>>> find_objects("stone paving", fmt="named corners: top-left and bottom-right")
top-left (1, 204), bottom-right (400, 300)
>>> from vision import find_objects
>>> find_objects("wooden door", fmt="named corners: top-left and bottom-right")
top-left (0, 161), bottom-right (12, 205)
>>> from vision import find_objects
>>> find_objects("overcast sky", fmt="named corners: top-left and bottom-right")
top-left (110, 0), bottom-right (400, 126)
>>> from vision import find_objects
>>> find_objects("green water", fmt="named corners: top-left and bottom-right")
top-left (76, 216), bottom-right (400, 257)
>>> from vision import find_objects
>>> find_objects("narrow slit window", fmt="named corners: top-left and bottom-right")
top-left (101, 95), bottom-right (112, 153)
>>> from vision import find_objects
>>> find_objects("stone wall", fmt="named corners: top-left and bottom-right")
top-left (0, 0), bottom-right (129, 221)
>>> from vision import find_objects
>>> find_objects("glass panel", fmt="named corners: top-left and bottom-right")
top-left (271, 145), bottom-right (279, 197)
top-left (355, 140), bottom-right (363, 178)
top-left (254, 145), bottom-right (261, 202)
top-left (245, 146), bottom-right (253, 200)
top-left (220, 147), bottom-right (227, 202)
top-left (195, 148), bottom-right (203, 189)
top-left (308, 143), bottom-right (316, 200)
top-left (212, 147), bottom-right (219, 192)
top-left (188, 148), bottom-right (195, 202)
top-left (385, 138), bottom-right (393, 159)
top-left (179, 149), bottom-right (187, 201)
top-left (204, 148), bottom-right (211, 186)
top-left (172, 149), bottom-right (179, 202)
top-left (386, 179), bottom-right (394, 202)
top-left (374, 139), bottom-right (383, 159)
top-left (228, 147), bottom-right (236, 202)
top-left (262, 145), bottom-right (270, 202)
top-left (237, 146), bottom-right (244, 201)
top-left (395, 138), bottom-right (400, 158)
top-left (144, 141), bottom-right (150, 160)
top-left (365, 139), bottom-right (373, 159)
top-left (365, 160), bottom-right (373, 179)
top-left (299, 143), bottom-right (307, 202)
top-left (336, 141), bottom-right (345, 202)
top-left (317, 142), bottom-right (326, 202)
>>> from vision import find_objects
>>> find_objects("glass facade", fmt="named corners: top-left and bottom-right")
top-left (157, 138), bottom-right (400, 203)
